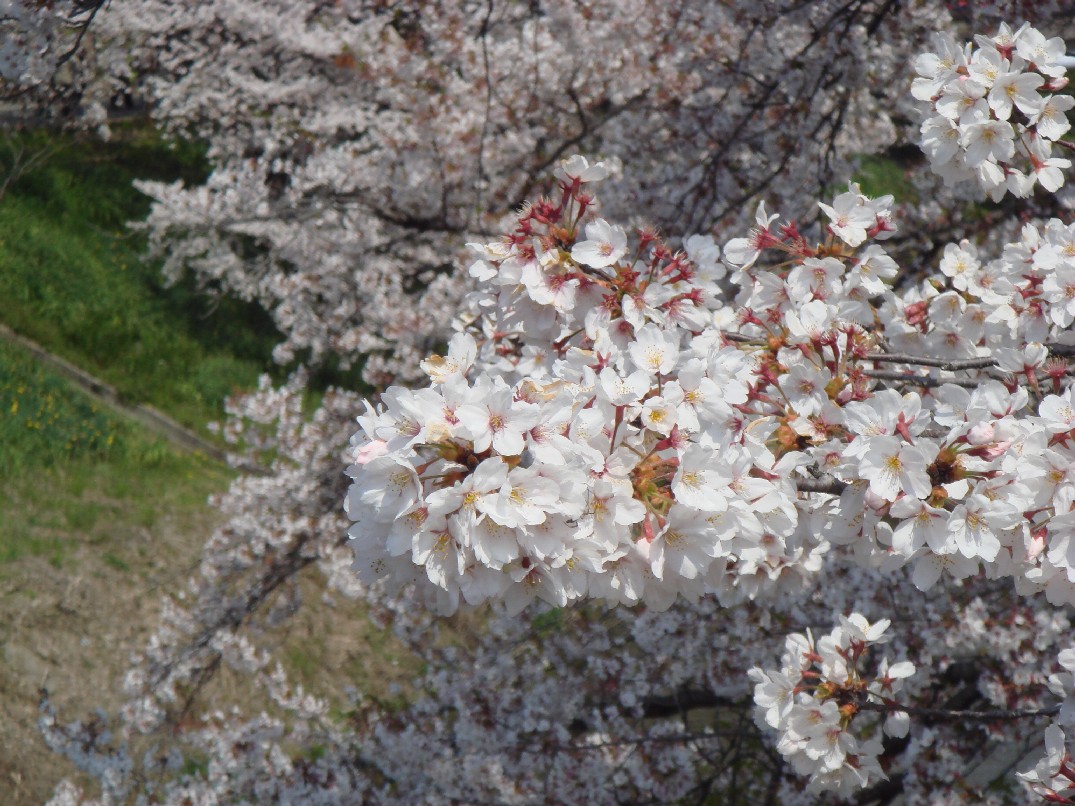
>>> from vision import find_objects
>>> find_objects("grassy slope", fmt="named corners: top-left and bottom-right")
top-left (0, 338), bottom-right (418, 802)
top-left (0, 127), bottom-right (281, 436)
top-left (853, 153), bottom-right (919, 203)
top-left (0, 128), bottom-right (251, 801)
top-left (0, 129), bottom-right (419, 803)
top-left (0, 332), bottom-right (234, 802)
top-left (0, 337), bottom-right (228, 567)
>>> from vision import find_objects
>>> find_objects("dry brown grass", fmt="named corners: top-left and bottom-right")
top-left (0, 461), bottom-right (226, 803)
top-left (0, 456), bottom-right (427, 804)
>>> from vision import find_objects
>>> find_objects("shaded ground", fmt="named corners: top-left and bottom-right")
top-left (0, 473), bottom-right (417, 804)
top-left (0, 333), bottom-right (230, 803)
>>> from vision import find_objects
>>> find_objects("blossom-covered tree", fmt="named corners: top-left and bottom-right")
top-left (37, 9), bottom-right (1075, 806)
top-left (94, 0), bottom-right (971, 383)
top-left (1, 0), bottom-right (108, 118)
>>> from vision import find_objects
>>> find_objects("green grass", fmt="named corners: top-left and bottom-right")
top-left (0, 339), bottom-right (123, 476)
top-left (286, 644), bottom-right (321, 679)
top-left (0, 425), bottom-right (228, 570)
top-left (852, 153), bottom-right (919, 204)
top-left (101, 552), bottom-right (131, 573)
top-left (0, 337), bottom-right (230, 568)
top-left (0, 126), bottom-right (282, 436)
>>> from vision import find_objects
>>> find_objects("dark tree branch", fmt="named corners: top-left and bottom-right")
top-left (861, 369), bottom-right (981, 388)
top-left (795, 476), bottom-right (849, 495)
top-left (863, 353), bottom-right (998, 371)
top-left (642, 689), bottom-right (751, 719)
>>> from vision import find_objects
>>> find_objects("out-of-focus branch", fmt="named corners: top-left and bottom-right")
top-left (859, 700), bottom-right (1061, 721)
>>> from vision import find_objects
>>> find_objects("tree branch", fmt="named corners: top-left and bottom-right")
top-left (862, 353), bottom-right (1000, 371)
top-left (861, 369), bottom-right (981, 389)
top-left (859, 701), bottom-right (1060, 721)
top-left (641, 688), bottom-right (751, 718)
top-left (795, 476), bottom-right (849, 495)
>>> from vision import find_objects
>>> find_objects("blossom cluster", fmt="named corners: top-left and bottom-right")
top-left (347, 116), bottom-right (1075, 797)
top-left (347, 160), bottom-right (805, 615)
top-left (913, 23), bottom-right (1075, 200)
top-left (749, 614), bottom-right (914, 793)
top-left (348, 151), bottom-right (1075, 617)
top-left (1021, 649), bottom-right (1075, 802)
top-left (0, 1), bottom-right (55, 90)
top-left (0, 0), bottom-right (91, 91)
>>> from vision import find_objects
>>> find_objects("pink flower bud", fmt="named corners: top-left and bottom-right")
top-left (355, 439), bottom-right (388, 465)
top-left (966, 423), bottom-right (995, 445)
top-left (981, 439), bottom-right (1011, 460)
top-left (1027, 529), bottom-right (1047, 561)
top-left (864, 488), bottom-right (888, 511)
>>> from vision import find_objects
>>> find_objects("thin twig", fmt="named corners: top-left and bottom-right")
top-left (474, 0), bottom-right (495, 221)
top-left (863, 353), bottom-right (999, 371)
top-left (859, 701), bottom-right (1059, 721)
top-left (53, 0), bottom-right (107, 70)
top-left (544, 730), bottom-right (743, 752)
top-left (721, 331), bottom-right (757, 344)
top-left (861, 369), bottom-right (982, 389)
